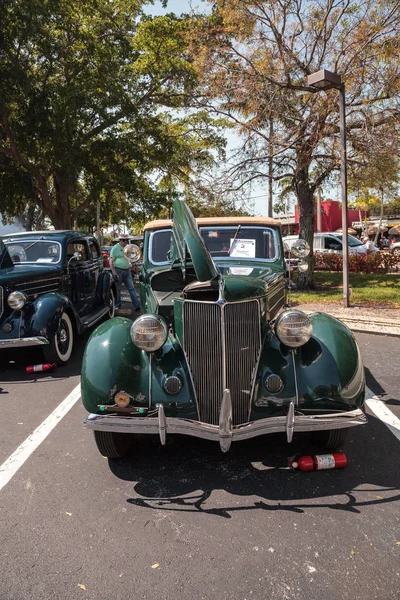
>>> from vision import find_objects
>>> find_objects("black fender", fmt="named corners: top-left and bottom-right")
top-left (22, 292), bottom-right (80, 338)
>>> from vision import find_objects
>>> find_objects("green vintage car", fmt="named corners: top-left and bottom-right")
top-left (81, 200), bottom-right (366, 458)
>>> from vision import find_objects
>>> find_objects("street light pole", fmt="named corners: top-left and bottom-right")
top-left (306, 69), bottom-right (350, 308)
top-left (338, 83), bottom-right (350, 307)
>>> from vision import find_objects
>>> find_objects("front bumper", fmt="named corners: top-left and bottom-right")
top-left (0, 336), bottom-right (49, 349)
top-left (84, 390), bottom-right (367, 452)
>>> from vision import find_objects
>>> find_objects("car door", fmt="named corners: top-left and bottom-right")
top-left (324, 236), bottom-right (342, 254)
top-left (66, 239), bottom-right (91, 316)
top-left (86, 237), bottom-right (102, 309)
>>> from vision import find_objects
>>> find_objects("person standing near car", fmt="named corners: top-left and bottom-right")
top-left (109, 234), bottom-right (141, 311)
top-left (363, 236), bottom-right (375, 254)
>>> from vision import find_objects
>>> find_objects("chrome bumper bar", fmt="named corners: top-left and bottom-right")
top-left (0, 336), bottom-right (49, 349)
top-left (84, 390), bottom-right (367, 452)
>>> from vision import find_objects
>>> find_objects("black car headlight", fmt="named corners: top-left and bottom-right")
top-left (275, 309), bottom-right (312, 348)
top-left (7, 291), bottom-right (28, 311)
top-left (130, 315), bottom-right (168, 351)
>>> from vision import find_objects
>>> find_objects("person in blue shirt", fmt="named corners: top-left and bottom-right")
top-left (109, 234), bottom-right (140, 311)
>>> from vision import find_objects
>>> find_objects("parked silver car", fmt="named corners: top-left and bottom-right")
top-left (283, 232), bottom-right (378, 255)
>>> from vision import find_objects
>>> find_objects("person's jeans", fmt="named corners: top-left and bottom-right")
top-left (115, 268), bottom-right (140, 309)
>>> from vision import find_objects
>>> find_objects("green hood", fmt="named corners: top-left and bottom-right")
top-left (172, 200), bottom-right (219, 283)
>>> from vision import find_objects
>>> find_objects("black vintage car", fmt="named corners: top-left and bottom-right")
top-left (0, 231), bottom-right (116, 364)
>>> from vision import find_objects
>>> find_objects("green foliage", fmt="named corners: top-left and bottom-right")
top-left (0, 2), bottom-right (225, 228)
top-left (314, 251), bottom-right (398, 274)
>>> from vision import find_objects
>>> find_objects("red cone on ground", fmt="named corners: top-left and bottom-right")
top-left (292, 453), bottom-right (347, 471)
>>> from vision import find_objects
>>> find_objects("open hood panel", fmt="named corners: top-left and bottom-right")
top-left (171, 199), bottom-right (219, 283)
top-left (0, 237), bottom-right (13, 270)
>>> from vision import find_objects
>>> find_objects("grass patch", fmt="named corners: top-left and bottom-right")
top-left (291, 272), bottom-right (400, 308)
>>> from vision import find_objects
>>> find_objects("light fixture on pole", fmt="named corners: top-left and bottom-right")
top-left (307, 69), bottom-right (350, 308)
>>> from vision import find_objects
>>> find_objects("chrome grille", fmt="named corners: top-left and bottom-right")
top-left (0, 286), bottom-right (3, 318)
top-left (182, 300), bottom-right (261, 425)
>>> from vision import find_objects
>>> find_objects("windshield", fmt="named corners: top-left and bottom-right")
top-left (200, 226), bottom-right (278, 260)
top-left (4, 240), bottom-right (62, 264)
top-left (332, 234), bottom-right (364, 247)
top-left (149, 226), bottom-right (278, 265)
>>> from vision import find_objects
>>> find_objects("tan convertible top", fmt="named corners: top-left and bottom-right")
top-left (143, 216), bottom-right (281, 231)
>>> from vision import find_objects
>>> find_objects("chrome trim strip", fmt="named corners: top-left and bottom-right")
top-left (0, 336), bottom-right (49, 348)
top-left (84, 408), bottom-right (367, 443)
top-left (0, 286), bottom-right (3, 319)
top-left (286, 401), bottom-right (295, 442)
top-left (291, 349), bottom-right (299, 406)
top-left (148, 353), bottom-right (153, 409)
top-left (219, 389), bottom-right (233, 452)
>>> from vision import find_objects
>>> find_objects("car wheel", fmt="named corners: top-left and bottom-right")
top-left (107, 287), bottom-right (116, 319)
top-left (312, 428), bottom-right (348, 450)
top-left (94, 431), bottom-right (133, 458)
top-left (393, 247), bottom-right (400, 257)
top-left (43, 312), bottom-right (74, 365)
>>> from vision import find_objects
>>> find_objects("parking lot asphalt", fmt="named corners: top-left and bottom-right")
top-left (0, 331), bottom-right (399, 600)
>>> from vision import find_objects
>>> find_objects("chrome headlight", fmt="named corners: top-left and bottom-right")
top-left (130, 314), bottom-right (168, 351)
top-left (7, 291), bottom-right (28, 311)
top-left (275, 310), bottom-right (312, 348)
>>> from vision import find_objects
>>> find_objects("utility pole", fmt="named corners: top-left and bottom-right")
top-left (316, 188), bottom-right (322, 232)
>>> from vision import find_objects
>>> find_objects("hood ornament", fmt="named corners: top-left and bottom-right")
top-left (216, 275), bottom-right (226, 306)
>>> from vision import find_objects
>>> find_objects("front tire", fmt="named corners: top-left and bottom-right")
top-left (312, 428), bottom-right (348, 450)
top-left (94, 431), bottom-right (133, 458)
top-left (43, 312), bottom-right (74, 365)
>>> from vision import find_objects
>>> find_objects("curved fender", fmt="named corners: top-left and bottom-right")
top-left (252, 313), bottom-right (364, 418)
top-left (150, 339), bottom-right (198, 419)
top-left (97, 270), bottom-right (114, 303)
top-left (22, 293), bottom-right (78, 338)
top-left (304, 312), bottom-right (365, 406)
top-left (81, 317), bottom-right (147, 413)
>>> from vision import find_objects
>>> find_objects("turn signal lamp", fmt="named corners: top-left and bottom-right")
top-left (114, 392), bottom-right (130, 408)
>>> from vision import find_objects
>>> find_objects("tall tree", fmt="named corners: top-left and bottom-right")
top-left (186, 0), bottom-right (400, 287)
top-left (0, 2), bottom-right (224, 228)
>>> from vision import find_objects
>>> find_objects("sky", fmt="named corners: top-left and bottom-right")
top-left (145, 0), bottom-right (272, 216)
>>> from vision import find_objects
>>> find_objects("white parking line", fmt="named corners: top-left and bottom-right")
top-left (365, 386), bottom-right (400, 442)
top-left (0, 383), bottom-right (81, 492)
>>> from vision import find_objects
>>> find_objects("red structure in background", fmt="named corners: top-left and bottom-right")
top-left (293, 200), bottom-right (367, 234)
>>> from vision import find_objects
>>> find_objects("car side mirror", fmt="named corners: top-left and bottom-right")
top-left (67, 251), bottom-right (83, 269)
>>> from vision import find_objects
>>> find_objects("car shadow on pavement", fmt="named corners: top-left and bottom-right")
top-left (365, 366), bottom-right (400, 406)
top-left (108, 413), bottom-right (400, 519)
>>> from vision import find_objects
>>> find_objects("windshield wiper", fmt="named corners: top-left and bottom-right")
top-left (24, 236), bottom-right (45, 251)
top-left (229, 225), bottom-right (241, 256)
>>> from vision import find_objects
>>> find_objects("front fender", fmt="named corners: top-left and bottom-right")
top-left (81, 317), bottom-right (197, 416)
top-left (252, 312), bottom-right (365, 418)
top-left (22, 293), bottom-right (76, 338)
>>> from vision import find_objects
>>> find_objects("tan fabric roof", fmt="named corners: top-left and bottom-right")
top-left (143, 216), bottom-right (281, 231)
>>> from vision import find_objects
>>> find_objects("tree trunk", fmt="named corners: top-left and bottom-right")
top-left (294, 158), bottom-right (315, 289)
top-left (54, 172), bottom-right (72, 229)
top-left (268, 117), bottom-right (273, 217)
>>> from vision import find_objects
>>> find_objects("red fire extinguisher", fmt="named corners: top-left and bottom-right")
top-left (26, 363), bottom-right (57, 374)
top-left (291, 453), bottom-right (347, 471)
